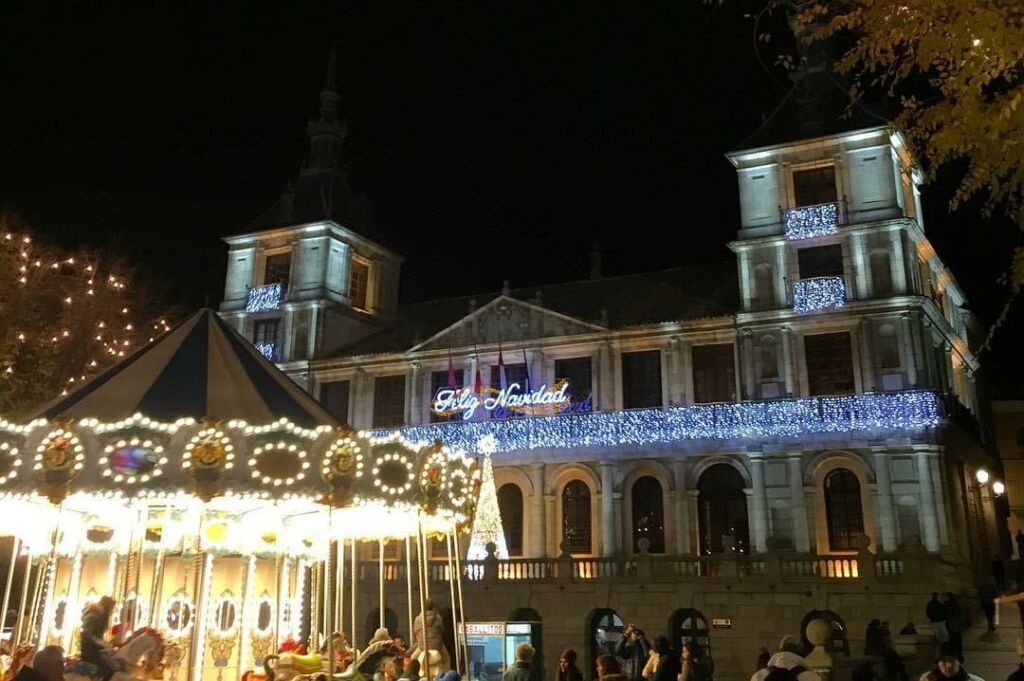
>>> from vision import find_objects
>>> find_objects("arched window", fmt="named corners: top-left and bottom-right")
top-left (697, 465), bottom-right (749, 554)
top-left (824, 469), bottom-right (865, 551)
top-left (562, 480), bottom-right (592, 554)
top-left (877, 324), bottom-right (900, 370)
top-left (669, 609), bottom-right (712, 665)
top-left (497, 484), bottom-right (524, 556)
top-left (756, 335), bottom-right (780, 380)
top-left (588, 609), bottom-right (624, 677)
top-left (870, 250), bottom-right (893, 297)
top-left (631, 477), bottom-right (665, 554)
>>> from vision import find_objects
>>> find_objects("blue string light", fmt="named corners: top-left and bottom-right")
top-left (254, 342), bottom-right (278, 361)
top-left (793, 276), bottom-right (846, 313)
top-left (785, 202), bottom-right (839, 240)
top-left (376, 391), bottom-right (941, 454)
top-left (246, 283), bottom-right (283, 313)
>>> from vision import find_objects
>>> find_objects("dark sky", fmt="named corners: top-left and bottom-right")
top-left (1, 2), bottom-right (1021, 393)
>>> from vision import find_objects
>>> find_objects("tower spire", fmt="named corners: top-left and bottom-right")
top-left (319, 41), bottom-right (340, 122)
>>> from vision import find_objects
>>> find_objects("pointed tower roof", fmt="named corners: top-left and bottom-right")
top-left (246, 45), bottom-right (372, 236)
top-left (34, 309), bottom-right (339, 427)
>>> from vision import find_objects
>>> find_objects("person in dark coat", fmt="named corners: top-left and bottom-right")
top-left (979, 582), bottom-right (999, 632)
top-left (944, 594), bottom-right (965, 660)
top-left (1006, 640), bottom-right (1024, 681)
top-left (13, 646), bottom-right (64, 681)
top-left (865, 620), bottom-right (886, 656)
top-left (1016, 531), bottom-right (1024, 561)
top-left (649, 639), bottom-right (678, 681)
top-left (81, 596), bottom-right (117, 681)
top-left (615, 624), bottom-right (651, 681)
top-left (993, 557), bottom-right (1007, 593)
top-left (927, 593), bottom-right (948, 645)
top-left (557, 649), bottom-right (584, 681)
top-left (504, 643), bottom-right (535, 681)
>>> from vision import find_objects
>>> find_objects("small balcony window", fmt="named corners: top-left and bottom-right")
top-left (349, 258), bottom-right (370, 311)
top-left (263, 252), bottom-right (291, 287)
top-left (253, 318), bottom-right (281, 362)
top-left (793, 166), bottom-right (837, 207)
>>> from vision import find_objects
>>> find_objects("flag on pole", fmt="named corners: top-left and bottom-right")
top-left (474, 348), bottom-right (484, 395)
top-left (498, 343), bottom-right (507, 391)
top-left (522, 348), bottom-right (531, 392)
top-left (447, 348), bottom-right (457, 388)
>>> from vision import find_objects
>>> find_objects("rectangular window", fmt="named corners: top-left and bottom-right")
top-left (805, 332), bottom-right (855, 396)
top-left (621, 350), bottom-right (662, 409)
top-left (349, 258), bottom-right (370, 310)
top-left (793, 166), bottom-right (837, 207)
top-left (692, 344), bottom-right (737, 403)
top-left (361, 541), bottom-right (401, 561)
top-left (798, 244), bottom-right (844, 279)
top-left (555, 357), bottom-right (593, 406)
top-left (263, 252), bottom-right (292, 287)
top-left (252, 318), bottom-right (281, 361)
top-left (489, 363), bottom-right (529, 390)
top-left (372, 375), bottom-right (406, 428)
top-left (430, 370), bottom-right (461, 423)
top-left (320, 380), bottom-right (350, 423)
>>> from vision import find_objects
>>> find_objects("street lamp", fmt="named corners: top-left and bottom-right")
top-left (993, 481), bottom-right (1005, 496)
top-left (976, 469), bottom-right (990, 485)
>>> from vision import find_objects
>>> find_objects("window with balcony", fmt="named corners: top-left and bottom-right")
top-left (798, 245), bottom-right (844, 279)
top-left (320, 380), bottom-right (350, 423)
top-left (562, 480), bottom-right (592, 555)
top-left (793, 166), bottom-right (837, 207)
top-left (621, 350), bottom-right (662, 409)
top-left (372, 374), bottom-right (406, 428)
top-left (252, 318), bottom-right (281, 361)
top-left (349, 258), bottom-right (370, 311)
top-left (430, 369), bottom-right (463, 423)
top-left (692, 344), bottom-right (736, 404)
top-left (631, 476), bottom-right (665, 554)
top-left (555, 357), bottom-right (593, 407)
top-left (497, 483), bottom-right (524, 557)
top-left (263, 252), bottom-right (292, 287)
top-left (824, 469), bottom-right (864, 552)
top-left (805, 332), bottom-right (855, 396)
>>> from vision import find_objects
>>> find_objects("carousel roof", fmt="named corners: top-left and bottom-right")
top-left (34, 308), bottom-right (338, 428)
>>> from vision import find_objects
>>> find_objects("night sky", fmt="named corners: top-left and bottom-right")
top-left (1, 2), bottom-right (1021, 394)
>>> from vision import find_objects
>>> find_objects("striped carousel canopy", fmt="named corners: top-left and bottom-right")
top-left (34, 308), bottom-right (338, 428)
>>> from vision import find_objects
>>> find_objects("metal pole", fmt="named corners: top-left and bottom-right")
top-left (336, 536), bottom-right (344, 641)
top-left (445, 531), bottom-right (460, 673)
top-left (404, 537), bottom-right (413, 644)
top-left (13, 556), bottom-right (34, 648)
top-left (1, 538), bottom-right (20, 644)
top-left (452, 528), bottom-right (469, 675)
top-left (419, 526), bottom-right (431, 600)
top-left (349, 540), bottom-right (357, 655)
top-left (416, 519), bottom-right (429, 681)
top-left (378, 539), bottom-right (385, 630)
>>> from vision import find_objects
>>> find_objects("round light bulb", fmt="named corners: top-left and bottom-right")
top-left (976, 469), bottom-right (990, 485)
top-left (993, 481), bottom-right (1005, 496)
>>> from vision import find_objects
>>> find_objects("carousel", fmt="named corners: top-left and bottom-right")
top-left (0, 310), bottom-right (481, 681)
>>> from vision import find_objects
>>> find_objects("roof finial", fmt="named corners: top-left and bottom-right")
top-left (319, 42), bottom-right (340, 121)
top-left (501, 280), bottom-right (510, 296)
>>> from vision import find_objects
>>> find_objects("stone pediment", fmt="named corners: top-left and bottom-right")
top-left (412, 295), bottom-right (605, 352)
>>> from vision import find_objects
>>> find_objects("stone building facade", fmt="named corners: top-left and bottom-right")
top-left (218, 57), bottom-right (1002, 679)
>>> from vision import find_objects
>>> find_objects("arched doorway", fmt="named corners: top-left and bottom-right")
top-left (509, 608), bottom-right (543, 681)
top-left (631, 477), bottom-right (665, 553)
top-left (587, 608), bottom-right (624, 678)
top-left (364, 607), bottom-right (400, 647)
top-left (668, 609), bottom-right (711, 669)
top-left (824, 469), bottom-right (864, 551)
top-left (697, 464), bottom-right (749, 554)
top-left (800, 610), bottom-right (850, 657)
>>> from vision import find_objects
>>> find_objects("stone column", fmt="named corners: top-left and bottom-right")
top-left (680, 341), bottom-right (694, 405)
top-left (915, 451), bottom-right (941, 552)
top-left (859, 318), bottom-right (877, 391)
top-left (600, 462), bottom-right (617, 557)
top-left (889, 228), bottom-right (908, 294)
top-left (900, 314), bottom-right (919, 387)
top-left (406, 362), bottom-right (422, 425)
top-left (775, 243), bottom-right (788, 308)
top-left (739, 249), bottom-right (752, 311)
top-left (673, 460), bottom-right (691, 555)
top-left (787, 456), bottom-right (811, 553)
top-left (742, 330), bottom-right (755, 400)
top-left (544, 494), bottom-right (557, 558)
top-left (597, 342), bottom-right (614, 411)
top-left (929, 455), bottom-right (950, 546)
top-left (749, 456), bottom-right (769, 553)
top-left (781, 327), bottom-right (795, 396)
top-left (527, 463), bottom-right (547, 558)
top-left (872, 450), bottom-right (898, 552)
top-left (851, 231), bottom-right (869, 300)
top-left (943, 342), bottom-right (955, 395)
top-left (667, 337), bottom-right (684, 405)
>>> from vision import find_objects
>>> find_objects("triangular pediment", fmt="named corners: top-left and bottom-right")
top-left (412, 296), bottom-right (605, 352)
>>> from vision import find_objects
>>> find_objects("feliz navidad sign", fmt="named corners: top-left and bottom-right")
top-left (432, 381), bottom-right (573, 420)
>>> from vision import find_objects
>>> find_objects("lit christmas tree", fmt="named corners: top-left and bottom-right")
top-left (467, 435), bottom-right (508, 560)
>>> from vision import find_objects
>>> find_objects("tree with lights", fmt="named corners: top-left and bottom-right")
top-left (467, 435), bottom-right (509, 560)
top-left (0, 213), bottom-right (173, 416)
top-left (721, 0), bottom-right (1024, 341)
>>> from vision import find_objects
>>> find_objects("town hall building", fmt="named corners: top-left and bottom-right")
top-left (219, 55), bottom-right (1003, 680)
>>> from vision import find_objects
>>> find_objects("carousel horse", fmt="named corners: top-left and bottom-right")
top-left (64, 628), bottom-right (165, 681)
top-left (265, 641), bottom-right (400, 681)
top-left (1, 645), bottom-right (36, 681)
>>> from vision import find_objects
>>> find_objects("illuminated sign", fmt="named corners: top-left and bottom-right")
top-left (462, 622), bottom-right (505, 636)
top-left (433, 381), bottom-right (571, 421)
